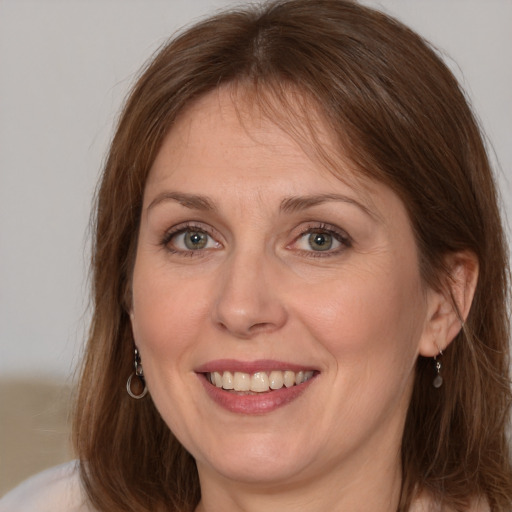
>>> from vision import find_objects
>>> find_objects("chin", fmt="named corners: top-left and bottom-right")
top-left (192, 430), bottom-right (319, 485)
top-left (199, 453), bottom-right (310, 487)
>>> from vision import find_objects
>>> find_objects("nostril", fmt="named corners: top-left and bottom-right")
top-left (215, 319), bottom-right (278, 339)
top-left (247, 322), bottom-right (274, 334)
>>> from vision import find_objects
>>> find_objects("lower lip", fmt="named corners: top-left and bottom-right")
top-left (198, 374), bottom-right (316, 414)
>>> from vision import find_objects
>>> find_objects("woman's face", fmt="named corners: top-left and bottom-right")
top-left (130, 88), bottom-right (435, 489)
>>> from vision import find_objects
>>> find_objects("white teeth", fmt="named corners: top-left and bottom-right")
top-left (269, 370), bottom-right (284, 390)
top-left (233, 372), bottom-right (251, 391)
top-left (207, 369), bottom-right (315, 393)
top-left (251, 372), bottom-right (270, 392)
top-left (283, 370), bottom-right (295, 388)
top-left (222, 371), bottom-right (234, 389)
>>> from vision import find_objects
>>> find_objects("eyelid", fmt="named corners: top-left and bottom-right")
top-left (161, 221), bottom-right (223, 253)
top-left (159, 220), bottom-right (351, 257)
top-left (287, 222), bottom-right (352, 255)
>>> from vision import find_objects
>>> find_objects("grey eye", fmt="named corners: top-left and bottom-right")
top-left (308, 232), bottom-right (334, 251)
top-left (169, 229), bottom-right (220, 251)
top-left (184, 231), bottom-right (208, 250)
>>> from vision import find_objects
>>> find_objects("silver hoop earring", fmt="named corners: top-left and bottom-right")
top-left (432, 349), bottom-right (443, 389)
top-left (126, 347), bottom-right (148, 399)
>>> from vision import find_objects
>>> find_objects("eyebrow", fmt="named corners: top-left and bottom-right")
top-left (280, 193), bottom-right (376, 218)
top-left (147, 192), bottom-right (217, 212)
top-left (147, 191), bottom-right (376, 219)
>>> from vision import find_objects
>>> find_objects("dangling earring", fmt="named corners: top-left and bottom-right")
top-left (126, 347), bottom-right (148, 399)
top-left (432, 349), bottom-right (443, 388)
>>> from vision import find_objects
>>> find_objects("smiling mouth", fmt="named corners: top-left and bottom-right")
top-left (205, 370), bottom-right (316, 393)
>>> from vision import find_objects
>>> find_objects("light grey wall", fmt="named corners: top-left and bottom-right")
top-left (1, 0), bottom-right (510, 379)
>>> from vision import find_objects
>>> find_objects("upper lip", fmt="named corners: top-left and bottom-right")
top-left (195, 359), bottom-right (318, 374)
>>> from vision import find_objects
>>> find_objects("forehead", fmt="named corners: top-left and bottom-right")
top-left (146, 85), bottom-right (377, 200)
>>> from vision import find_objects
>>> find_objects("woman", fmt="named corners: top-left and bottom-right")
top-left (1, 0), bottom-right (510, 510)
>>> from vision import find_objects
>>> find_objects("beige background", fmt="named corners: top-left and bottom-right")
top-left (0, 379), bottom-right (72, 496)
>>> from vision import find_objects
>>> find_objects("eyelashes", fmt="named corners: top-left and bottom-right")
top-left (160, 221), bottom-right (352, 258)
top-left (160, 222), bottom-right (222, 256)
top-left (290, 223), bottom-right (352, 257)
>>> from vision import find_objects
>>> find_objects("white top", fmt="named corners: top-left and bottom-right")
top-left (0, 461), bottom-right (95, 512)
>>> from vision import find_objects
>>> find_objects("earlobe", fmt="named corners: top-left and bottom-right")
top-left (419, 251), bottom-right (479, 357)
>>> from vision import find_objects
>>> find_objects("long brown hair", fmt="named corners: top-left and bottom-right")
top-left (73, 1), bottom-right (512, 510)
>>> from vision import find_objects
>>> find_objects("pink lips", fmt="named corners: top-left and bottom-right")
top-left (195, 359), bottom-right (318, 415)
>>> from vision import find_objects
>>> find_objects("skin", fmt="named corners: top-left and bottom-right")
top-left (130, 87), bottom-right (473, 512)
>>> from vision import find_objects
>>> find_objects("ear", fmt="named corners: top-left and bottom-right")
top-left (418, 251), bottom-right (479, 357)
top-left (129, 305), bottom-right (136, 327)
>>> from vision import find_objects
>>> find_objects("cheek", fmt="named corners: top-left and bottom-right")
top-left (130, 261), bottom-right (209, 361)
top-left (295, 262), bottom-right (426, 371)
top-left (129, 263), bottom-right (206, 433)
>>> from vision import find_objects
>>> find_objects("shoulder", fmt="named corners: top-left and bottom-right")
top-left (0, 461), bottom-right (96, 512)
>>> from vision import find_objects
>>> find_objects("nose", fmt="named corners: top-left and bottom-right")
top-left (212, 250), bottom-right (288, 339)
